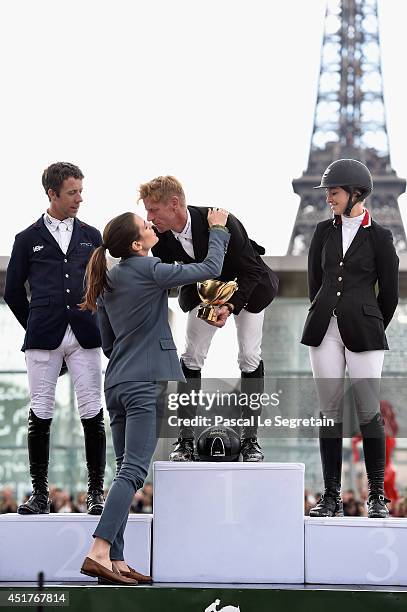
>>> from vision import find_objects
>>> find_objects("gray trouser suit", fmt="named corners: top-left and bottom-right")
top-left (92, 228), bottom-right (230, 559)
top-left (93, 381), bottom-right (166, 559)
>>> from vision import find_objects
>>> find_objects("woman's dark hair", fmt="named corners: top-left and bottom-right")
top-left (80, 212), bottom-right (140, 313)
top-left (341, 185), bottom-right (369, 204)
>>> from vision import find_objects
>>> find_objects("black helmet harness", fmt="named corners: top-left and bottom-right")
top-left (341, 185), bottom-right (365, 217)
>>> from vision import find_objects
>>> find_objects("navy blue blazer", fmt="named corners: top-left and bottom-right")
top-left (4, 215), bottom-right (102, 351)
top-left (97, 228), bottom-right (230, 388)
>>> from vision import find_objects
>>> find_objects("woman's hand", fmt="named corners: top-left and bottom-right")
top-left (207, 207), bottom-right (228, 227)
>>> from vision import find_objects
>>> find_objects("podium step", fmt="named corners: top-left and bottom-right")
top-left (305, 516), bottom-right (407, 586)
top-left (0, 513), bottom-right (152, 582)
top-left (152, 461), bottom-right (305, 583)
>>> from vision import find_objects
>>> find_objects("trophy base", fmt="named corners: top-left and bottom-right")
top-left (197, 305), bottom-right (218, 322)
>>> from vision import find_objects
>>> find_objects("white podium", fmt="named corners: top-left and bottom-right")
top-left (305, 516), bottom-right (407, 586)
top-left (152, 461), bottom-right (305, 583)
top-left (0, 513), bottom-right (152, 582)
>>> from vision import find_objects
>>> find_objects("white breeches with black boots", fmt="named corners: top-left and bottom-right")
top-left (21, 325), bottom-right (106, 516)
top-left (309, 316), bottom-right (388, 519)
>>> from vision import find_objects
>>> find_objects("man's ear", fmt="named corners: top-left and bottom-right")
top-left (48, 188), bottom-right (56, 201)
top-left (169, 195), bottom-right (180, 210)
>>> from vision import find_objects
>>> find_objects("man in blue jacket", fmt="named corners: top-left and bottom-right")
top-left (4, 162), bottom-right (106, 515)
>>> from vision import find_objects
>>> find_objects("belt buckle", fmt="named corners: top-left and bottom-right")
top-left (332, 308), bottom-right (337, 318)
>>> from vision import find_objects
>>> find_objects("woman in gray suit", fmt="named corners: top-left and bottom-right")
top-left (79, 208), bottom-right (230, 585)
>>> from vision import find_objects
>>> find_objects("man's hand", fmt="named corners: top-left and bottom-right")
top-left (204, 305), bottom-right (232, 328)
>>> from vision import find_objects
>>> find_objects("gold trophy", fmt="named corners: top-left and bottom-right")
top-left (196, 279), bottom-right (238, 322)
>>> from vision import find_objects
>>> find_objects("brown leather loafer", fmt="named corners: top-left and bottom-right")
top-left (118, 565), bottom-right (152, 584)
top-left (80, 557), bottom-right (137, 585)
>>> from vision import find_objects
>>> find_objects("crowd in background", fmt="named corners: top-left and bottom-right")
top-left (0, 483), bottom-right (153, 515)
top-left (1, 483), bottom-right (406, 517)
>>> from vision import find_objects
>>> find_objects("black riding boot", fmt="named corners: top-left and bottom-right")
top-left (81, 409), bottom-right (106, 515)
top-left (18, 409), bottom-right (52, 514)
top-left (240, 360), bottom-right (264, 462)
top-left (310, 420), bottom-right (343, 517)
top-left (169, 360), bottom-right (201, 461)
top-left (360, 413), bottom-right (390, 518)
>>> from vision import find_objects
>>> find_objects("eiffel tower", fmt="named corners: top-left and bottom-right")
top-left (288, 0), bottom-right (406, 255)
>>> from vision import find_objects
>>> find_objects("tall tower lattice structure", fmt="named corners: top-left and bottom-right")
top-left (288, 0), bottom-right (406, 255)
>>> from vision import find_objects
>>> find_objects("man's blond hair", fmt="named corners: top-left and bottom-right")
top-left (139, 175), bottom-right (186, 206)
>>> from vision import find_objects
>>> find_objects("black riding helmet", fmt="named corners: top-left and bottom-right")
top-left (314, 159), bottom-right (373, 217)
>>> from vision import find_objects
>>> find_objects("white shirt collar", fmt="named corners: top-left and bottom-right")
top-left (44, 212), bottom-right (74, 232)
top-left (171, 209), bottom-right (192, 240)
top-left (341, 210), bottom-right (365, 224)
